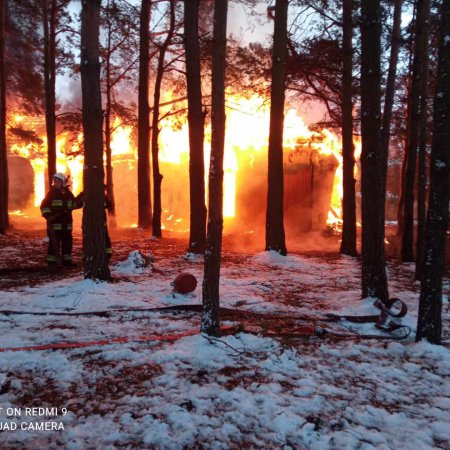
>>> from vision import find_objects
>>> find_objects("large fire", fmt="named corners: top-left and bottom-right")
top-left (8, 96), bottom-right (360, 231)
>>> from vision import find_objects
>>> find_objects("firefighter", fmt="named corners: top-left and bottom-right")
top-left (40, 173), bottom-right (76, 267)
top-left (73, 188), bottom-right (112, 259)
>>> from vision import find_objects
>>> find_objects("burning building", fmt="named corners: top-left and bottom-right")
top-left (7, 156), bottom-right (35, 210)
top-left (232, 144), bottom-right (339, 236)
top-left (7, 96), bottom-right (351, 235)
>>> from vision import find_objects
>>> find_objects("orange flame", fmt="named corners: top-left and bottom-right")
top-left (9, 96), bottom-right (359, 232)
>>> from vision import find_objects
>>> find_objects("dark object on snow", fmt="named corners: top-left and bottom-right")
top-left (130, 250), bottom-right (153, 268)
top-left (373, 298), bottom-right (408, 332)
top-left (179, 400), bottom-right (194, 412)
top-left (0, 374), bottom-right (12, 394)
top-left (172, 272), bottom-right (197, 294)
top-left (325, 297), bottom-right (410, 335)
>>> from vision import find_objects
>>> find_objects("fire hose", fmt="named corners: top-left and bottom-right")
top-left (0, 299), bottom-right (410, 352)
top-left (0, 325), bottom-right (241, 353)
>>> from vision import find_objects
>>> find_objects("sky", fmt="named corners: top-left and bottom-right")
top-left (59, 1), bottom-right (275, 109)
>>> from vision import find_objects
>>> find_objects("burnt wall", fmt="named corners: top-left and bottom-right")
top-left (8, 156), bottom-right (34, 209)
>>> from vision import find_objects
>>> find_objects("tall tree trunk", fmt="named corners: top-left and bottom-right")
top-left (415, 4), bottom-right (431, 281)
top-left (151, 0), bottom-right (175, 238)
top-left (103, 6), bottom-right (117, 228)
top-left (397, 7), bottom-right (416, 241)
top-left (380, 0), bottom-right (402, 268)
top-left (340, 0), bottom-right (357, 257)
top-left (415, 94), bottom-right (429, 281)
top-left (360, 0), bottom-right (389, 301)
top-left (184, 0), bottom-right (206, 254)
top-left (104, 92), bottom-right (117, 226)
top-left (137, 0), bottom-right (152, 229)
top-left (381, 0), bottom-right (402, 198)
top-left (42, 0), bottom-right (57, 187)
top-left (201, 0), bottom-right (228, 337)
top-left (401, 0), bottom-right (430, 262)
top-left (416, 0), bottom-right (450, 345)
top-left (265, 0), bottom-right (288, 256)
top-left (0, 0), bottom-right (8, 234)
top-left (80, 0), bottom-right (111, 281)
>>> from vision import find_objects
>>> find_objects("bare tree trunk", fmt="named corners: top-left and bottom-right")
top-left (104, 95), bottom-right (117, 227)
top-left (401, 0), bottom-right (430, 262)
top-left (151, 0), bottom-right (175, 238)
top-left (397, 7), bottom-right (416, 241)
top-left (80, 0), bottom-right (111, 281)
top-left (360, 0), bottom-right (389, 301)
top-left (416, 0), bottom-right (450, 345)
top-left (0, 0), bottom-right (8, 234)
top-left (42, 0), bottom-right (57, 187)
top-left (340, 0), bottom-right (357, 257)
top-left (380, 0), bottom-right (402, 268)
top-left (415, 4), bottom-right (431, 281)
top-left (201, 0), bottom-right (228, 337)
top-left (265, 0), bottom-right (288, 256)
top-left (104, 2), bottom-right (116, 228)
top-left (381, 0), bottom-right (402, 195)
top-left (137, 0), bottom-right (152, 229)
top-left (184, 0), bottom-right (206, 254)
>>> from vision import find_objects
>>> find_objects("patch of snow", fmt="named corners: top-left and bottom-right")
top-left (113, 250), bottom-right (153, 275)
top-left (0, 239), bottom-right (449, 448)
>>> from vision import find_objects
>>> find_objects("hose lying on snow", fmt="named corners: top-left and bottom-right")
top-left (0, 299), bottom-right (412, 352)
top-left (0, 325), bottom-right (241, 353)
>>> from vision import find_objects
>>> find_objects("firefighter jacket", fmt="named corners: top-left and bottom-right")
top-left (40, 187), bottom-right (75, 231)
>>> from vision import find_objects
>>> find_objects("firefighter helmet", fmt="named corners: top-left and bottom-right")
top-left (53, 173), bottom-right (67, 186)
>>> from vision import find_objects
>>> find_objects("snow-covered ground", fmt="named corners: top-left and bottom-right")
top-left (0, 229), bottom-right (449, 449)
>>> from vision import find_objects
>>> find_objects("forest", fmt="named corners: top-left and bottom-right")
top-left (0, 0), bottom-right (449, 447)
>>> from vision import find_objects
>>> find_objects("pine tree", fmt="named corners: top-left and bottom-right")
top-left (185, 0), bottom-right (207, 254)
top-left (202, 0), bottom-right (228, 337)
top-left (137, 0), bottom-right (152, 229)
top-left (151, 0), bottom-right (175, 238)
top-left (360, 0), bottom-right (389, 301)
top-left (265, 0), bottom-right (288, 256)
top-left (381, 0), bottom-right (403, 199)
top-left (400, 0), bottom-right (431, 262)
top-left (0, 0), bottom-right (8, 234)
top-left (415, 0), bottom-right (431, 281)
top-left (416, 0), bottom-right (450, 345)
top-left (40, 0), bottom-right (73, 187)
top-left (100, 0), bottom-right (139, 227)
top-left (340, 0), bottom-right (357, 256)
top-left (80, 0), bottom-right (111, 281)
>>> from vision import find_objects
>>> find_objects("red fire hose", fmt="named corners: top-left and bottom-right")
top-left (0, 325), bottom-right (240, 353)
top-left (0, 298), bottom-right (410, 353)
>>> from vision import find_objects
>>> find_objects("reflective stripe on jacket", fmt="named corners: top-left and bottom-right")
top-left (40, 187), bottom-right (75, 230)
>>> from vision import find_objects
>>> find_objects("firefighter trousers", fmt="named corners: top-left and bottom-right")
top-left (47, 229), bottom-right (73, 265)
